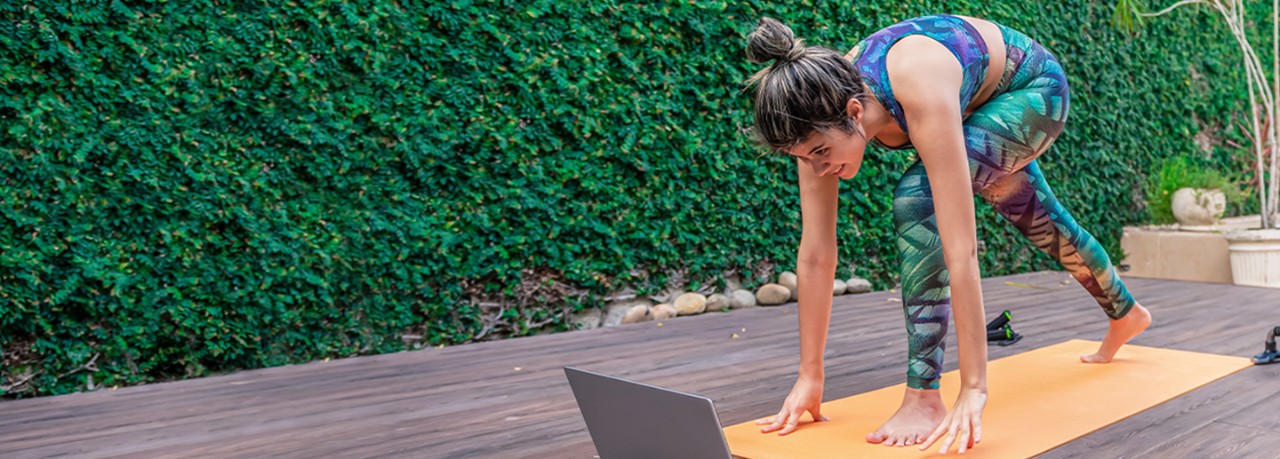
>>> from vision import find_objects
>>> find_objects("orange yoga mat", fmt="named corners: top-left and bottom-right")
top-left (723, 340), bottom-right (1252, 458)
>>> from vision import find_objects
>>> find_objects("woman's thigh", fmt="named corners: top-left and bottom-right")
top-left (964, 41), bottom-right (1070, 192)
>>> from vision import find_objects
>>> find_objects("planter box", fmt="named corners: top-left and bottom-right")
top-left (1225, 228), bottom-right (1280, 288)
top-left (1119, 215), bottom-right (1257, 284)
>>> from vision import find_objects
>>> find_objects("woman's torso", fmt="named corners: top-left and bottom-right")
top-left (848, 14), bottom-right (1008, 149)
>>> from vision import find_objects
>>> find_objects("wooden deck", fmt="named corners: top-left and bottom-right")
top-left (2, 271), bottom-right (1280, 458)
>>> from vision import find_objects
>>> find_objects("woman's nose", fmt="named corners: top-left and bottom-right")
top-left (813, 161), bottom-right (830, 175)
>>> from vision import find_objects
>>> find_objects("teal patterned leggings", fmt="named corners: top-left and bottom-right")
top-left (892, 25), bottom-right (1137, 390)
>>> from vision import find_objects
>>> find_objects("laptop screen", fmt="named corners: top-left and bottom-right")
top-left (564, 367), bottom-right (734, 459)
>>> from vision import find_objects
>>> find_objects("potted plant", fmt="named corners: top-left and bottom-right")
top-left (1146, 155), bottom-right (1239, 230)
top-left (1117, 0), bottom-right (1280, 287)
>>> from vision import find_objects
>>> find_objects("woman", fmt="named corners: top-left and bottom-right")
top-left (745, 15), bottom-right (1153, 454)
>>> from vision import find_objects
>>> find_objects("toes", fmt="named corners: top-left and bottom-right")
top-left (866, 432), bottom-right (886, 444)
top-left (1080, 353), bottom-right (1111, 364)
top-left (906, 433), bottom-right (924, 446)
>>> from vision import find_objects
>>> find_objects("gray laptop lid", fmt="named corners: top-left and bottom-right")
top-left (564, 366), bottom-right (734, 459)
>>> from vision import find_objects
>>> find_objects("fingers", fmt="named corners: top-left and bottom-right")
top-left (778, 410), bottom-right (802, 436)
top-left (809, 407), bottom-right (829, 423)
top-left (919, 418), bottom-right (948, 451)
top-left (759, 407), bottom-right (827, 435)
top-left (758, 410), bottom-right (801, 435)
top-left (756, 408), bottom-right (788, 432)
top-left (953, 411), bottom-right (981, 453)
top-left (939, 421), bottom-right (959, 454)
top-left (921, 412), bottom-right (960, 454)
top-left (918, 392), bottom-right (985, 453)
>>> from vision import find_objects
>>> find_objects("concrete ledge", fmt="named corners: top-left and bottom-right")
top-left (1120, 215), bottom-right (1256, 284)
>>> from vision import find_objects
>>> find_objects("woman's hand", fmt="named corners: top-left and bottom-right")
top-left (920, 386), bottom-right (987, 454)
top-left (755, 373), bottom-right (830, 435)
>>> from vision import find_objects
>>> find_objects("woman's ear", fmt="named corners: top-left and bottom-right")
top-left (845, 98), bottom-right (866, 138)
top-left (845, 98), bottom-right (864, 121)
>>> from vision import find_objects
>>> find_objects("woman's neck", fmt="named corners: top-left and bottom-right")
top-left (859, 89), bottom-right (897, 138)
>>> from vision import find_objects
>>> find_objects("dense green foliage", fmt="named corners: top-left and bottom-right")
top-left (0, 0), bottom-right (1255, 397)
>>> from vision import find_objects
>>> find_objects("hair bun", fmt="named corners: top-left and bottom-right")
top-left (747, 17), bottom-right (805, 64)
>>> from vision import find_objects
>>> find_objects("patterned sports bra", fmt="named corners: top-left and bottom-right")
top-left (849, 14), bottom-right (990, 150)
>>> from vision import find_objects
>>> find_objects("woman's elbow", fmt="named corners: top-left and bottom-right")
top-left (797, 244), bottom-right (838, 268)
top-left (944, 245), bottom-right (981, 275)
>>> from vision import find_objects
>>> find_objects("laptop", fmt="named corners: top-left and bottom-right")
top-left (563, 366), bottom-right (736, 459)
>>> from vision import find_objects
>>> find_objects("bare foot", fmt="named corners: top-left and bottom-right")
top-left (866, 387), bottom-right (946, 447)
top-left (1081, 303), bottom-right (1152, 363)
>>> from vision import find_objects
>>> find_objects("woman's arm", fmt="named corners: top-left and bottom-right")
top-left (795, 157), bottom-right (841, 379)
top-left (758, 155), bottom-right (840, 436)
top-left (890, 37), bottom-right (988, 454)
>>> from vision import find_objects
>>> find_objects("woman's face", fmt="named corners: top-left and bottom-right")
top-left (787, 126), bottom-right (868, 180)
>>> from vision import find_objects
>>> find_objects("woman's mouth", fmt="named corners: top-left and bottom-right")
top-left (833, 164), bottom-right (845, 176)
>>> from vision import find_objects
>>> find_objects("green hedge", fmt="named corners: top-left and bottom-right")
top-left (0, 0), bottom-right (1254, 397)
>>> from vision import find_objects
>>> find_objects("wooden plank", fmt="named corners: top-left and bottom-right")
top-left (1136, 421), bottom-right (1280, 459)
top-left (0, 272), bottom-right (1277, 459)
top-left (1212, 364), bottom-right (1280, 434)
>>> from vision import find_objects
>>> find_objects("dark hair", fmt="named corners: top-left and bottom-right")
top-left (746, 17), bottom-right (866, 151)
